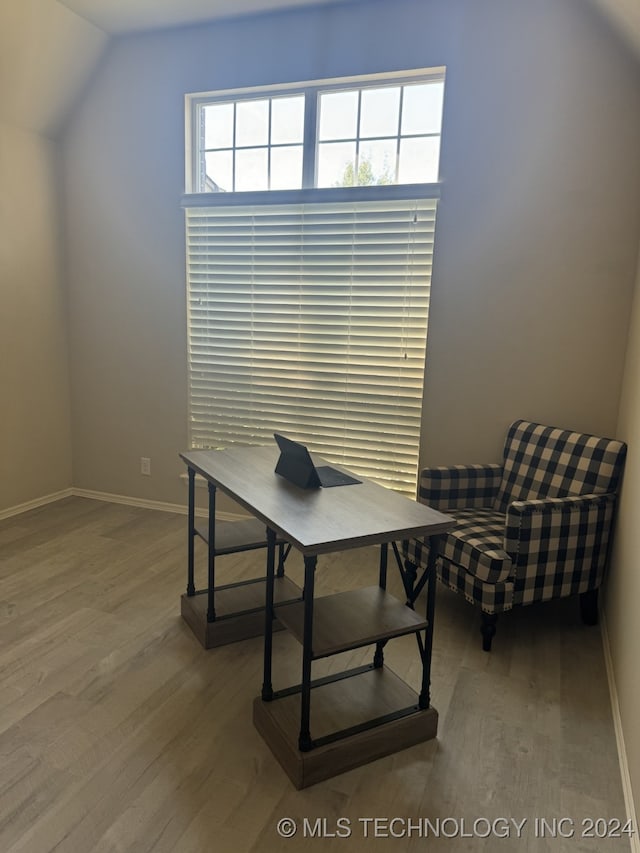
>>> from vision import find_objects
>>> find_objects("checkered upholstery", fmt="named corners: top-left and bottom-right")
top-left (506, 493), bottom-right (616, 606)
top-left (402, 420), bottom-right (626, 616)
top-left (494, 420), bottom-right (625, 513)
top-left (404, 508), bottom-right (511, 584)
top-left (418, 464), bottom-right (503, 510)
top-left (439, 560), bottom-right (515, 613)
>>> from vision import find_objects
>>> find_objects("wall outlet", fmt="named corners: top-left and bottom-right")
top-left (140, 457), bottom-right (151, 476)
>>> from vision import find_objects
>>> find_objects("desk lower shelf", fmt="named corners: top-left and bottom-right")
top-left (275, 586), bottom-right (428, 658)
top-left (253, 666), bottom-right (438, 789)
top-left (181, 575), bottom-right (301, 648)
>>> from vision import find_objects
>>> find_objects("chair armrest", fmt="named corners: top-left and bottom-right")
top-left (504, 492), bottom-right (617, 576)
top-left (417, 463), bottom-right (503, 510)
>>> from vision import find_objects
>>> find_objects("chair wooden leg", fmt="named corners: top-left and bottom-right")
top-left (480, 612), bottom-right (498, 652)
top-left (403, 559), bottom-right (418, 604)
top-left (580, 589), bottom-right (599, 626)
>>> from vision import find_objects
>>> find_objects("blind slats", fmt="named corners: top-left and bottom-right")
top-left (186, 197), bottom-right (436, 495)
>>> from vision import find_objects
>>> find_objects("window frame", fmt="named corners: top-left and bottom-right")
top-left (184, 66), bottom-right (446, 198)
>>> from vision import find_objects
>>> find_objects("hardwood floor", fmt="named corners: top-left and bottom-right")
top-left (0, 497), bottom-right (631, 852)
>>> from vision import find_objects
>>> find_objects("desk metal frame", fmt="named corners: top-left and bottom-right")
top-left (261, 534), bottom-right (441, 752)
top-left (185, 468), bottom-right (291, 623)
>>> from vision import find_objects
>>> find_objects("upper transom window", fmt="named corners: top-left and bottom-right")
top-left (186, 68), bottom-right (445, 194)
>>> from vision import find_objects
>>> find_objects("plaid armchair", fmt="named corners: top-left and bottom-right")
top-left (402, 420), bottom-right (627, 650)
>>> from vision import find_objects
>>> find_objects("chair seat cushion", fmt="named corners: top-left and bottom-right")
top-left (440, 508), bottom-right (512, 584)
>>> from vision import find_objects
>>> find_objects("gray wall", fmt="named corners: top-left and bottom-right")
top-left (0, 123), bottom-right (73, 511)
top-left (61, 0), bottom-right (640, 507)
top-left (609, 245), bottom-right (640, 826)
top-left (0, 0), bottom-right (107, 515)
top-left (421, 0), bottom-right (640, 463)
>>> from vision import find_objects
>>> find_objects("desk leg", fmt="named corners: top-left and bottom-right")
top-left (419, 537), bottom-right (438, 710)
top-left (299, 554), bottom-right (317, 753)
top-left (186, 467), bottom-right (196, 597)
top-left (378, 541), bottom-right (388, 589)
top-left (261, 528), bottom-right (277, 701)
top-left (374, 543), bottom-right (389, 668)
top-left (206, 482), bottom-right (217, 622)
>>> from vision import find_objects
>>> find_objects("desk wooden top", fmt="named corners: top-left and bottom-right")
top-left (180, 446), bottom-right (453, 556)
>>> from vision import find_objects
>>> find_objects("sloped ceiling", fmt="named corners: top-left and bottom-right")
top-left (1, 0), bottom-right (639, 138)
top-left (57, 0), bottom-right (349, 34)
top-left (57, 0), bottom-right (640, 52)
top-left (0, 0), bottom-right (346, 136)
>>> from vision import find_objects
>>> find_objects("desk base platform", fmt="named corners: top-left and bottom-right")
top-left (253, 667), bottom-right (438, 788)
top-left (181, 576), bottom-right (301, 649)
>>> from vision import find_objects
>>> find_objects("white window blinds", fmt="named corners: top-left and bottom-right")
top-left (185, 196), bottom-right (437, 495)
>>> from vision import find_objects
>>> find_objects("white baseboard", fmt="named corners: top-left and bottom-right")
top-left (71, 488), bottom-right (247, 521)
top-left (601, 613), bottom-right (639, 853)
top-left (1, 487), bottom-right (250, 523)
top-left (0, 488), bottom-right (74, 521)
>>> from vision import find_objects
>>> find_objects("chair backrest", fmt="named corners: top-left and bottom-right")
top-left (494, 420), bottom-right (627, 513)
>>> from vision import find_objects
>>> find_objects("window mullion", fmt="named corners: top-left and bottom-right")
top-left (395, 86), bottom-right (404, 183)
top-left (355, 90), bottom-right (362, 185)
top-left (232, 102), bottom-right (237, 192)
top-left (302, 86), bottom-right (318, 189)
top-left (267, 99), bottom-right (272, 190)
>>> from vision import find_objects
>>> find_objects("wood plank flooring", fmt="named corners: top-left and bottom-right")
top-left (0, 497), bottom-right (631, 852)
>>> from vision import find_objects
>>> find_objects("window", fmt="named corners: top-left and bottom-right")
top-left (316, 80), bottom-right (444, 187)
top-left (183, 69), bottom-right (445, 495)
top-left (200, 95), bottom-right (305, 192)
top-left (187, 69), bottom-right (445, 193)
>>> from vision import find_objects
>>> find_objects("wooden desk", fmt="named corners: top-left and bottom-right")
top-left (180, 445), bottom-right (453, 787)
